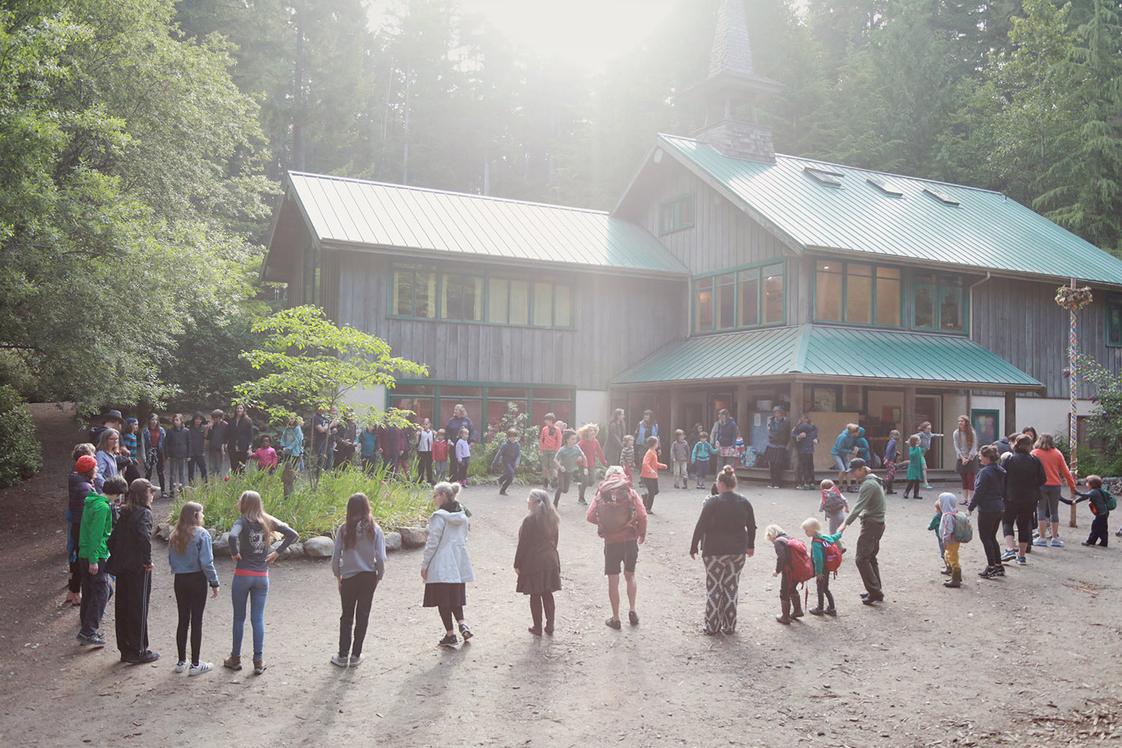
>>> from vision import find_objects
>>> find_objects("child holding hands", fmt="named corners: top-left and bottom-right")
top-left (819, 479), bottom-right (849, 533)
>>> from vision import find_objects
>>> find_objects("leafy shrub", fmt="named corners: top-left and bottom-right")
top-left (470, 400), bottom-right (542, 480)
top-left (0, 386), bottom-right (42, 487)
top-left (169, 463), bottom-right (431, 538)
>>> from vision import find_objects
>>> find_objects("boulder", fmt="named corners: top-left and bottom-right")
top-left (303, 536), bottom-right (335, 558)
top-left (398, 527), bottom-right (428, 549)
top-left (154, 523), bottom-right (171, 542)
top-left (212, 532), bottom-right (232, 557)
top-left (384, 531), bottom-right (402, 552)
top-left (279, 542), bottom-right (303, 560)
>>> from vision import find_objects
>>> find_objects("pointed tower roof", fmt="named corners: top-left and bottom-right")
top-left (698, 0), bottom-right (781, 95)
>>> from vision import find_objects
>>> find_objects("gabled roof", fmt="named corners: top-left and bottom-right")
top-left (613, 324), bottom-right (1043, 391)
top-left (282, 172), bottom-right (688, 277)
top-left (654, 134), bottom-right (1122, 287)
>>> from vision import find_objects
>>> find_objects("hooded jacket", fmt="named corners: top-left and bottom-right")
top-left (938, 493), bottom-right (959, 545)
top-left (969, 463), bottom-right (1006, 514)
top-left (78, 493), bottom-right (113, 563)
top-left (110, 505), bottom-right (154, 573)
top-left (69, 471), bottom-right (94, 517)
top-left (854, 427), bottom-right (871, 462)
top-left (831, 429), bottom-right (856, 457)
top-left (421, 504), bottom-right (474, 584)
top-left (1003, 452), bottom-right (1045, 504)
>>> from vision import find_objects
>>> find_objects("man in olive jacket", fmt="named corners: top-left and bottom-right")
top-left (839, 458), bottom-right (886, 606)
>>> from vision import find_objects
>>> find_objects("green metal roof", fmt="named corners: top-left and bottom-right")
top-left (613, 324), bottom-right (1043, 390)
top-left (656, 134), bottom-right (1122, 287)
top-left (286, 172), bottom-right (688, 276)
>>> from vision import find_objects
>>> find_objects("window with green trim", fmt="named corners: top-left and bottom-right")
top-left (391, 265), bottom-right (437, 318)
top-left (1108, 299), bottom-right (1122, 347)
top-left (659, 194), bottom-right (695, 235)
top-left (912, 272), bottom-right (965, 333)
top-left (693, 261), bottom-right (785, 333)
top-left (814, 260), bottom-right (902, 327)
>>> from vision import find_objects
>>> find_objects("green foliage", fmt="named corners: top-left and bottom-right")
top-left (235, 305), bottom-right (428, 425)
top-left (471, 400), bottom-right (541, 480)
top-left (170, 463), bottom-right (431, 539)
top-left (1079, 354), bottom-right (1122, 458)
top-left (0, 386), bottom-right (43, 487)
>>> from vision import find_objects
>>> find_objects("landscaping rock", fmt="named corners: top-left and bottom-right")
top-left (399, 527), bottom-right (428, 548)
top-left (213, 532), bottom-right (232, 557)
top-left (154, 523), bottom-right (171, 542)
top-left (384, 531), bottom-right (402, 551)
top-left (303, 536), bottom-right (335, 558)
top-left (279, 542), bottom-right (303, 560)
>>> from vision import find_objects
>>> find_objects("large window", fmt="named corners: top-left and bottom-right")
top-left (659, 194), bottom-right (695, 236)
top-left (391, 264), bottom-right (572, 329)
top-left (694, 261), bottom-right (785, 334)
top-left (387, 383), bottom-right (574, 442)
top-left (814, 260), bottom-right (902, 327)
top-left (912, 272), bottom-right (965, 333)
top-left (1108, 298), bottom-right (1122, 347)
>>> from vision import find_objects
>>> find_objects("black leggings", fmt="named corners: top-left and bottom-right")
top-left (642, 477), bottom-right (659, 511)
top-left (438, 603), bottom-right (465, 631)
top-left (1003, 500), bottom-right (1035, 545)
top-left (529, 592), bottom-right (556, 630)
top-left (815, 574), bottom-right (835, 611)
top-left (978, 511), bottom-right (1003, 566)
top-left (174, 571), bottom-right (209, 665)
top-left (339, 572), bottom-right (379, 657)
top-left (903, 480), bottom-right (921, 498)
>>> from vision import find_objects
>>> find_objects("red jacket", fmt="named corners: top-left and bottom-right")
top-left (432, 439), bottom-right (449, 462)
top-left (578, 438), bottom-right (606, 470)
top-left (1032, 448), bottom-right (1076, 491)
top-left (539, 425), bottom-right (563, 452)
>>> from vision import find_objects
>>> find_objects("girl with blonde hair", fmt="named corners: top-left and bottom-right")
top-left (168, 501), bottom-right (220, 675)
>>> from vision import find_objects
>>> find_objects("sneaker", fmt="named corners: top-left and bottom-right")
top-left (825, 608), bottom-right (837, 617)
top-left (458, 622), bottom-right (473, 641)
top-left (349, 655), bottom-right (362, 666)
top-left (188, 662), bottom-right (212, 676)
top-left (605, 617), bottom-right (622, 630)
top-left (979, 566), bottom-right (996, 579)
top-left (134, 650), bottom-right (160, 664)
top-left (1081, 541), bottom-right (1094, 547)
top-left (628, 610), bottom-right (639, 626)
top-left (1116, 528), bottom-right (1122, 537)
top-left (223, 656), bottom-right (242, 671)
top-left (922, 483), bottom-right (933, 489)
top-left (438, 634), bottom-right (458, 648)
top-left (174, 660), bottom-right (189, 674)
top-left (808, 607), bottom-right (825, 616)
top-left (1001, 549), bottom-right (1017, 562)
top-left (253, 659), bottom-right (267, 675)
top-left (77, 632), bottom-right (106, 648)
top-left (577, 498), bottom-right (587, 505)
top-left (1032, 537), bottom-right (1049, 547)
top-left (1050, 537), bottom-right (1065, 548)
top-left (330, 654), bottom-right (349, 668)
top-left (1016, 556), bottom-right (1027, 566)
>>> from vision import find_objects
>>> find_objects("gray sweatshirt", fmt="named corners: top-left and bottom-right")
top-left (229, 517), bottom-right (298, 574)
top-left (331, 521), bottom-right (386, 579)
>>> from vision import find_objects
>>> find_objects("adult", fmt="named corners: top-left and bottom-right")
top-left (689, 465), bottom-right (756, 635)
top-left (838, 458), bottom-right (886, 606)
top-left (334, 413), bottom-right (357, 467)
top-left (830, 424), bottom-right (859, 488)
top-left (1031, 433), bottom-right (1076, 548)
top-left (605, 408), bottom-right (627, 467)
top-left (791, 414), bottom-right (819, 490)
top-left (1001, 434), bottom-right (1045, 566)
top-left (314, 406), bottom-right (338, 473)
top-left (445, 403), bottom-right (475, 445)
top-left (970, 445), bottom-right (1007, 579)
top-left (110, 479), bottom-right (159, 664)
top-left (709, 409), bottom-right (740, 471)
top-left (586, 466), bottom-right (647, 630)
top-left (187, 412), bottom-right (208, 483)
top-left (514, 489), bottom-right (562, 636)
top-left (765, 406), bottom-right (790, 488)
top-left (279, 415), bottom-right (305, 471)
top-left (95, 428), bottom-right (121, 490)
top-left (421, 482), bottom-right (475, 648)
top-left (953, 415), bottom-right (979, 503)
top-left (206, 409), bottom-right (229, 480)
top-left (379, 424), bottom-right (405, 476)
top-left (141, 413), bottom-right (167, 493)
top-left (228, 404), bottom-right (255, 474)
top-left (165, 413), bottom-right (190, 498)
top-left (88, 409), bottom-right (123, 447)
top-left (634, 410), bottom-right (659, 468)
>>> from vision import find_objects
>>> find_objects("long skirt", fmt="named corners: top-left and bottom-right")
top-left (703, 554), bottom-right (746, 634)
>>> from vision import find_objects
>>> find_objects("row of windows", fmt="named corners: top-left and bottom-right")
top-left (388, 384), bottom-right (574, 441)
top-left (694, 262), bottom-right (785, 333)
top-left (1107, 299), bottom-right (1122, 347)
top-left (391, 265), bottom-right (573, 328)
top-left (814, 261), bottom-right (966, 333)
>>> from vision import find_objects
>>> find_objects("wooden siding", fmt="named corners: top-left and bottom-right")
top-left (623, 158), bottom-right (792, 276)
top-left (332, 251), bottom-right (687, 389)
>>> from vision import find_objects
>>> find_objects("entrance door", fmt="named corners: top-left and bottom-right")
top-left (915, 395), bottom-right (942, 468)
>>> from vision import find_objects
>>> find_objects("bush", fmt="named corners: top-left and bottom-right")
top-left (0, 386), bottom-right (42, 487)
top-left (169, 463), bottom-right (431, 539)
top-left (470, 400), bottom-right (541, 481)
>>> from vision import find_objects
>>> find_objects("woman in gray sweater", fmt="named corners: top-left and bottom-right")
top-left (330, 493), bottom-right (386, 668)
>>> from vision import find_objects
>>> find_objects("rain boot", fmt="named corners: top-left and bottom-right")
top-left (943, 568), bottom-right (961, 588)
top-left (776, 595), bottom-right (791, 625)
top-left (791, 593), bottom-right (805, 620)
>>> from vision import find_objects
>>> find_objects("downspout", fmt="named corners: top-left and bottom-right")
top-left (967, 272), bottom-right (992, 341)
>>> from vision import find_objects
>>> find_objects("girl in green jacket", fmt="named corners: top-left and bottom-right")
top-left (802, 517), bottom-right (843, 616)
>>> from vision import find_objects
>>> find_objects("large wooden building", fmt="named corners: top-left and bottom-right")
top-left (264, 0), bottom-right (1122, 469)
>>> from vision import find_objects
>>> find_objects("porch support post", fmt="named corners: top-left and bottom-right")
top-left (1004, 391), bottom-right (1017, 435)
top-left (736, 382), bottom-right (751, 438)
top-left (788, 379), bottom-right (804, 419)
top-left (902, 385), bottom-right (917, 439)
top-left (669, 388), bottom-right (682, 434)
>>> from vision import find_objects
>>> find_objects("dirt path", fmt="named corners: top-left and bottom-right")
top-left (1, 407), bottom-right (1120, 746)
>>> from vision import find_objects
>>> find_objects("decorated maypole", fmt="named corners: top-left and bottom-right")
top-left (1055, 279), bottom-right (1092, 527)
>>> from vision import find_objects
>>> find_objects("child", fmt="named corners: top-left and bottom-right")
top-left (553, 430), bottom-right (585, 507)
top-left (883, 429), bottom-right (900, 495)
top-left (577, 424), bottom-right (607, 504)
top-left (767, 524), bottom-right (804, 624)
top-left (514, 489), bottom-right (562, 636)
top-left (802, 517), bottom-right (842, 616)
top-left (166, 413), bottom-right (190, 498)
top-left (819, 479), bottom-right (849, 533)
top-left (691, 432), bottom-right (717, 489)
top-left (791, 415), bottom-right (819, 490)
top-left (937, 492), bottom-right (963, 588)
top-left (168, 501), bottom-right (220, 675)
top-left (539, 413), bottom-right (563, 489)
top-left (416, 418), bottom-right (435, 484)
top-left (421, 482), bottom-right (474, 648)
top-left (331, 493), bottom-right (386, 667)
top-left (359, 424), bottom-right (378, 473)
top-left (1061, 475), bottom-right (1114, 548)
top-left (432, 429), bottom-right (450, 482)
top-left (917, 421), bottom-right (943, 489)
top-left (670, 429), bottom-right (690, 489)
top-left (454, 427), bottom-right (472, 484)
top-left (903, 435), bottom-right (924, 499)
top-left (251, 435), bottom-right (279, 474)
top-left (121, 417), bottom-right (142, 483)
top-left (620, 435), bottom-right (636, 482)
top-left (492, 428), bottom-right (522, 496)
top-left (188, 412), bottom-right (209, 483)
top-left (640, 436), bottom-right (667, 513)
top-left (66, 448), bottom-right (97, 606)
top-left (225, 491), bottom-right (299, 674)
top-left (77, 474), bottom-right (128, 648)
top-left (280, 415), bottom-right (305, 472)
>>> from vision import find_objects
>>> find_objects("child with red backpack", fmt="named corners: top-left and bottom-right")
top-left (767, 524), bottom-right (813, 624)
top-left (801, 517), bottom-right (844, 616)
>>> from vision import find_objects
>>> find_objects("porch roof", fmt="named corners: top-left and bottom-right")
top-left (612, 324), bottom-right (1044, 391)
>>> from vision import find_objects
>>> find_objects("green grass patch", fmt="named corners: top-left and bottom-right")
top-left (168, 464), bottom-right (432, 539)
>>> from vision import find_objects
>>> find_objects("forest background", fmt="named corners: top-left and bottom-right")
top-left (2, 0), bottom-right (1121, 418)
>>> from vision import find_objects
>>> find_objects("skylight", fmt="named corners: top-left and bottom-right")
top-left (867, 176), bottom-right (903, 197)
top-left (922, 187), bottom-right (960, 206)
top-left (804, 166), bottom-right (844, 187)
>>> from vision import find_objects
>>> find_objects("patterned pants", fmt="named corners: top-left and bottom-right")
top-left (703, 554), bottom-right (746, 634)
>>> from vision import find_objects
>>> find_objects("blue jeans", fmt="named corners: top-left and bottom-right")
top-left (231, 574), bottom-right (269, 659)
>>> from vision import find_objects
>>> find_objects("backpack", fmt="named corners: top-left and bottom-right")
top-left (1104, 490), bottom-right (1117, 512)
top-left (814, 536), bottom-right (844, 574)
top-left (822, 488), bottom-right (847, 514)
top-left (782, 537), bottom-right (815, 584)
top-left (953, 511), bottom-right (973, 543)
top-left (596, 486), bottom-right (637, 538)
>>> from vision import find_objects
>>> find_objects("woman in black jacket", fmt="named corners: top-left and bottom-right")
top-left (514, 489), bottom-right (562, 636)
top-left (111, 479), bottom-right (159, 664)
top-left (228, 404), bottom-right (255, 473)
top-left (689, 466), bottom-right (756, 635)
top-left (1001, 434), bottom-right (1046, 566)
